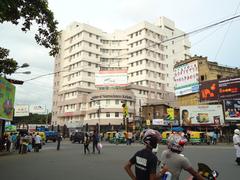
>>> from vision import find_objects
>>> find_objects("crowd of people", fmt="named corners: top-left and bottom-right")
top-left (0, 132), bottom-right (43, 154)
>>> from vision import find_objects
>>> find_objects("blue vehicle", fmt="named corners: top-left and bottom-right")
top-left (36, 126), bottom-right (58, 143)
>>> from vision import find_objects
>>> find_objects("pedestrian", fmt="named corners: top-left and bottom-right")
top-left (115, 131), bottom-right (120, 145)
top-left (126, 131), bottom-right (132, 145)
top-left (124, 129), bottom-right (163, 180)
top-left (57, 131), bottom-right (62, 151)
top-left (83, 133), bottom-right (90, 154)
top-left (233, 129), bottom-right (240, 165)
top-left (92, 130), bottom-right (100, 154)
top-left (34, 133), bottom-right (42, 152)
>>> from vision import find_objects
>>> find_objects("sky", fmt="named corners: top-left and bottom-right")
top-left (0, 0), bottom-right (240, 111)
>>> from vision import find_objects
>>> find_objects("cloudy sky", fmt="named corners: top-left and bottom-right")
top-left (0, 0), bottom-right (240, 111)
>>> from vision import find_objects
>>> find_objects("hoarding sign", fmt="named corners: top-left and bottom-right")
top-left (95, 70), bottom-right (128, 87)
top-left (152, 119), bottom-right (164, 125)
top-left (0, 76), bottom-right (16, 121)
top-left (219, 77), bottom-right (240, 99)
top-left (199, 80), bottom-right (219, 102)
top-left (167, 108), bottom-right (174, 121)
top-left (14, 105), bottom-right (29, 117)
top-left (174, 60), bottom-right (199, 96)
top-left (224, 100), bottom-right (240, 121)
top-left (180, 105), bottom-right (224, 126)
top-left (29, 105), bottom-right (46, 114)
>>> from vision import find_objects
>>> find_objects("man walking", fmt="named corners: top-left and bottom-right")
top-left (57, 131), bottom-right (62, 151)
top-left (92, 130), bottom-right (100, 154)
top-left (233, 129), bottom-right (240, 165)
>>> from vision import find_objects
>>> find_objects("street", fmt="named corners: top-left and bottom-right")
top-left (0, 140), bottom-right (238, 180)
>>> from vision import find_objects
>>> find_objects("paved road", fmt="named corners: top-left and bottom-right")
top-left (0, 141), bottom-right (238, 180)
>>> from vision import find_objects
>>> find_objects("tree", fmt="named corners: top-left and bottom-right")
top-left (0, 0), bottom-right (59, 56)
top-left (0, 47), bottom-right (18, 76)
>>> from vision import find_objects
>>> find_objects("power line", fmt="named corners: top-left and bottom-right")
top-left (24, 14), bottom-right (240, 82)
top-left (214, 2), bottom-right (240, 60)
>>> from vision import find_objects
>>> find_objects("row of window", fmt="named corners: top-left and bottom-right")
top-left (67, 60), bottom-right (99, 71)
top-left (129, 29), bottom-right (166, 41)
top-left (89, 112), bottom-right (133, 119)
top-left (68, 41), bottom-right (100, 52)
top-left (63, 81), bottom-right (94, 88)
top-left (67, 51), bottom-right (100, 62)
top-left (129, 59), bottom-right (165, 69)
top-left (68, 31), bottom-right (99, 43)
top-left (101, 40), bottom-right (126, 45)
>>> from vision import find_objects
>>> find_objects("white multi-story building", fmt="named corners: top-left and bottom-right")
top-left (52, 17), bottom-right (191, 130)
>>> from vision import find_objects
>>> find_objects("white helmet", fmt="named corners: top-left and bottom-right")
top-left (234, 129), bottom-right (240, 135)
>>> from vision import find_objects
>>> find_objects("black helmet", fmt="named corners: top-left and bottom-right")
top-left (143, 129), bottom-right (161, 149)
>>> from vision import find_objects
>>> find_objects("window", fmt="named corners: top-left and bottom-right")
top-left (88, 62), bottom-right (91, 66)
top-left (201, 75), bottom-right (204, 81)
top-left (115, 100), bottom-right (119, 105)
top-left (106, 112), bottom-right (110, 117)
top-left (88, 82), bottom-right (91, 87)
top-left (106, 100), bottom-right (110, 105)
top-left (115, 112), bottom-right (119, 117)
top-left (88, 72), bottom-right (91, 76)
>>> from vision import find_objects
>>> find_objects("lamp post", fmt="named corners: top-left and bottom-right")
top-left (97, 101), bottom-right (101, 135)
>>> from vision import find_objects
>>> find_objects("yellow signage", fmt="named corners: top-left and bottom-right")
top-left (167, 108), bottom-right (174, 121)
top-left (123, 105), bottom-right (128, 116)
top-left (146, 119), bottom-right (151, 126)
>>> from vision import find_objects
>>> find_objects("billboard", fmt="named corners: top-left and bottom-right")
top-left (180, 105), bottom-right (224, 126)
top-left (174, 60), bottom-right (199, 96)
top-left (224, 100), bottom-right (240, 121)
top-left (199, 80), bottom-right (219, 102)
top-left (14, 105), bottom-right (29, 117)
top-left (29, 105), bottom-right (46, 114)
top-left (200, 77), bottom-right (240, 101)
top-left (0, 76), bottom-right (16, 121)
top-left (219, 77), bottom-right (240, 99)
top-left (95, 70), bottom-right (128, 87)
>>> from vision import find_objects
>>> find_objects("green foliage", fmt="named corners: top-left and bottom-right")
top-left (0, 47), bottom-right (18, 76)
top-left (12, 112), bottom-right (52, 124)
top-left (0, 0), bottom-right (59, 56)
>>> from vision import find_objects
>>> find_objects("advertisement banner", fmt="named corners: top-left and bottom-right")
top-left (29, 105), bottom-right (46, 114)
top-left (199, 80), bottom-right (219, 102)
top-left (95, 70), bottom-right (128, 87)
top-left (167, 108), bottom-right (174, 121)
top-left (174, 60), bottom-right (199, 96)
top-left (0, 77), bottom-right (16, 121)
top-left (180, 105), bottom-right (224, 126)
top-left (152, 119), bottom-right (164, 125)
top-left (14, 105), bottom-right (29, 117)
top-left (219, 77), bottom-right (240, 99)
top-left (199, 77), bottom-right (240, 101)
top-left (224, 100), bottom-right (240, 121)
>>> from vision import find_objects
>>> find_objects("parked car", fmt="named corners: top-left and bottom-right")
top-left (70, 132), bottom-right (84, 143)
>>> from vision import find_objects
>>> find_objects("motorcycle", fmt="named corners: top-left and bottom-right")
top-left (161, 163), bottom-right (219, 180)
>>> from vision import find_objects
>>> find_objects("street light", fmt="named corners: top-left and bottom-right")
top-left (14, 71), bottom-right (31, 74)
top-left (18, 63), bottom-right (29, 69)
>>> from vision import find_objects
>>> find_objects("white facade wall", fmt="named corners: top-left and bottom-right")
top-left (52, 17), bottom-right (191, 127)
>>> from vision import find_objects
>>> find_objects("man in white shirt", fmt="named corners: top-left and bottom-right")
top-left (233, 129), bottom-right (240, 165)
top-left (34, 133), bottom-right (42, 152)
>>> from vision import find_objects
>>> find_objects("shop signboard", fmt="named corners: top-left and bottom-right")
top-left (0, 76), bottom-right (16, 121)
top-left (152, 119), bottom-right (164, 125)
top-left (14, 105), bottom-right (29, 117)
top-left (174, 60), bottom-right (199, 96)
top-left (29, 105), bottom-right (46, 114)
top-left (224, 100), bottom-right (240, 121)
top-left (95, 70), bottom-right (128, 87)
top-left (180, 105), bottom-right (224, 126)
top-left (5, 125), bottom-right (17, 132)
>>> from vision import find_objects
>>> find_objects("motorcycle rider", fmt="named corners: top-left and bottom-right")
top-left (124, 129), bottom-right (165, 180)
top-left (233, 129), bottom-right (240, 165)
top-left (160, 132), bottom-right (204, 180)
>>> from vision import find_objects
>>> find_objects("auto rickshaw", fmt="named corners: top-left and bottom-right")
top-left (189, 131), bottom-right (205, 144)
top-left (104, 131), bottom-right (117, 141)
top-left (35, 131), bottom-right (46, 143)
top-left (161, 131), bottom-right (172, 144)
